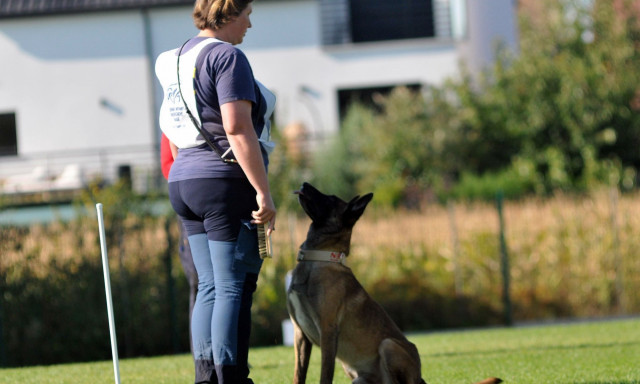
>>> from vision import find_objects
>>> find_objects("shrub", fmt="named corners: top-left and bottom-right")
top-left (311, 0), bottom-right (640, 206)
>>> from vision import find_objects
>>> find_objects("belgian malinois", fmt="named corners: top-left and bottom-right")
top-left (286, 183), bottom-right (501, 384)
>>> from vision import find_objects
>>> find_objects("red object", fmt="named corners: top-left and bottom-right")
top-left (160, 133), bottom-right (174, 180)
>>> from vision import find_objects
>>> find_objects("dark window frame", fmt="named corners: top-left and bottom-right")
top-left (321, 0), bottom-right (435, 46)
top-left (337, 84), bottom-right (422, 122)
top-left (0, 112), bottom-right (18, 157)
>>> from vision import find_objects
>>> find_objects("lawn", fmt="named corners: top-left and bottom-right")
top-left (1, 317), bottom-right (638, 384)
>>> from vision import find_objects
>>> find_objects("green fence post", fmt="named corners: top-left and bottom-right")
top-left (496, 191), bottom-right (513, 326)
top-left (609, 187), bottom-right (626, 314)
top-left (164, 217), bottom-right (179, 353)
top-left (0, 283), bottom-right (6, 366)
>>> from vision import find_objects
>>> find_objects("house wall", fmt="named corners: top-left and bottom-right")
top-left (0, 0), bottom-right (518, 191)
top-left (0, 11), bottom-right (158, 187)
top-left (459, 0), bottom-right (519, 74)
top-left (0, 13), bottom-right (155, 152)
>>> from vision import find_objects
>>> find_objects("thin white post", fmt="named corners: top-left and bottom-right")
top-left (96, 203), bottom-right (122, 384)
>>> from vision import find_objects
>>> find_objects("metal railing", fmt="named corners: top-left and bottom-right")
top-left (0, 144), bottom-right (162, 198)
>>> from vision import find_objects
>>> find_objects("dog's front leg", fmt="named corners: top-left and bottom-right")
top-left (319, 324), bottom-right (339, 384)
top-left (292, 321), bottom-right (312, 384)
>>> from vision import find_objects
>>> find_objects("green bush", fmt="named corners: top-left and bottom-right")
top-left (310, 103), bottom-right (375, 201)
top-left (266, 124), bottom-right (310, 213)
top-left (311, 90), bottom-right (437, 208)
top-left (450, 164), bottom-right (538, 202)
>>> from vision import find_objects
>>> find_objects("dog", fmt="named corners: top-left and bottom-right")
top-left (286, 183), bottom-right (501, 384)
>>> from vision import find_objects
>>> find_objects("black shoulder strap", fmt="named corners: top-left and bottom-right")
top-left (176, 39), bottom-right (238, 164)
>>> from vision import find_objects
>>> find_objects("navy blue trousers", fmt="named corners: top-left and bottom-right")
top-left (169, 178), bottom-right (262, 384)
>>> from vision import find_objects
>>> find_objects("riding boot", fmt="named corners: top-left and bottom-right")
top-left (194, 359), bottom-right (216, 384)
top-left (235, 274), bottom-right (258, 383)
top-left (215, 365), bottom-right (240, 384)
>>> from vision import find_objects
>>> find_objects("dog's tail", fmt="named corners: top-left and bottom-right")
top-left (473, 378), bottom-right (502, 384)
top-left (419, 377), bottom-right (501, 384)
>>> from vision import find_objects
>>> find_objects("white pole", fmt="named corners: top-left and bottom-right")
top-left (96, 203), bottom-right (122, 384)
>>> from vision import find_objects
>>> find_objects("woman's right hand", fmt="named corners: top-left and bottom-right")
top-left (252, 192), bottom-right (276, 236)
top-left (220, 100), bottom-right (276, 235)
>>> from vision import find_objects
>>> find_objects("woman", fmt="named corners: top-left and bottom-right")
top-left (155, 1), bottom-right (276, 383)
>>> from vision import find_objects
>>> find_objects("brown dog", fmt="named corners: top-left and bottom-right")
top-left (286, 183), bottom-right (501, 384)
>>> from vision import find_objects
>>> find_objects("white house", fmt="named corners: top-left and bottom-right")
top-left (0, 0), bottom-right (518, 194)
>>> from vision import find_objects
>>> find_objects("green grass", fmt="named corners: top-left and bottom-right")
top-left (2, 318), bottom-right (639, 383)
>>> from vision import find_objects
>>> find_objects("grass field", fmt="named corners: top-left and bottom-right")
top-left (1, 317), bottom-right (638, 384)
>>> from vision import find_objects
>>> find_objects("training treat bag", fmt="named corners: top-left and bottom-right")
top-left (256, 79), bottom-right (276, 155)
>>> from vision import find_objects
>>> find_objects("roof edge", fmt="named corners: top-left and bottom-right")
top-left (0, 0), bottom-right (194, 19)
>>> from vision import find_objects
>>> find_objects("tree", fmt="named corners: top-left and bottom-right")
top-left (313, 0), bottom-right (640, 206)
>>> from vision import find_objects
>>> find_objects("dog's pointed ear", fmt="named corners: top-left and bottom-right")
top-left (343, 193), bottom-right (373, 226)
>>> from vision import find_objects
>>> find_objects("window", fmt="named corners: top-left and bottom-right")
top-left (322, 0), bottom-right (435, 45)
top-left (337, 84), bottom-right (422, 121)
top-left (0, 112), bottom-right (17, 156)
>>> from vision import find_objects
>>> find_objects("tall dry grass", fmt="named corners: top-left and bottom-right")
top-left (1, 189), bottom-right (639, 366)
top-left (271, 188), bottom-right (640, 320)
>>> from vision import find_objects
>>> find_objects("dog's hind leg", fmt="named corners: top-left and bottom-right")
top-left (379, 338), bottom-right (423, 384)
top-left (292, 320), bottom-right (313, 384)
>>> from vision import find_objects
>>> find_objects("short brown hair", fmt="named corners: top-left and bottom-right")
top-left (193, 0), bottom-right (253, 30)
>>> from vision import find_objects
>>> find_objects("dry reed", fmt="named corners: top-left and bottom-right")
top-left (270, 189), bottom-right (640, 318)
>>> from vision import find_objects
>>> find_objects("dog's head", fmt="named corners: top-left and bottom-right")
top-left (295, 182), bottom-right (373, 251)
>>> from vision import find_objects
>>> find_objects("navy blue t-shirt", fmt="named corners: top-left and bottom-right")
top-left (169, 37), bottom-right (268, 182)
